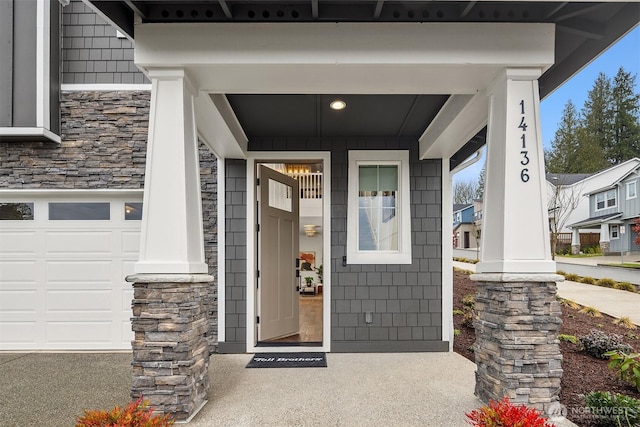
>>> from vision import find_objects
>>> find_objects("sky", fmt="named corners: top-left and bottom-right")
top-left (453, 25), bottom-right (640, 186)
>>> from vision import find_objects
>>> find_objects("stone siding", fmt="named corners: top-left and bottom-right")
top-left (0, 90), bottom-right (219, 352)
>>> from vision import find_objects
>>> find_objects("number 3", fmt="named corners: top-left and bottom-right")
top-left (520, 151), bottom-right (529, 165)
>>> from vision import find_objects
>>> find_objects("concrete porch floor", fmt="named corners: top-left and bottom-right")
top-left (1, 351), bottom-right (484, 426)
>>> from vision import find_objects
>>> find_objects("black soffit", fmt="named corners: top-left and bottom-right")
top-left (225, 94), bottom-right (449, 139)
top-left (87, 1), bottom-right (640, 167)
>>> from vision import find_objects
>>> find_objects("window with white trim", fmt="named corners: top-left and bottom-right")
top-left (595, 189), bottom-right (616, 211)
top-left (347, 150), bottom-right (411, 264)
top-left (627, 181), bottom-right (637, 200)
top-left (610, 224), bottom-right (619, 239)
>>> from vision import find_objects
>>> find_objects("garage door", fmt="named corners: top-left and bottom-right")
top-left (0, 192), bottom-right (142, 350)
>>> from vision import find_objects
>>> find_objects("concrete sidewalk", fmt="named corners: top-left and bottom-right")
top-left (454, 261), bottom-right (640, 325)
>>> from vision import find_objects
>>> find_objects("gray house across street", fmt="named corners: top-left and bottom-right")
top-left (1, 0), bottom-right (639, 421)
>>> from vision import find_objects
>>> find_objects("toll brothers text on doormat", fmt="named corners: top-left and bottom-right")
top-left (246, 352), bottom-right (327, 368)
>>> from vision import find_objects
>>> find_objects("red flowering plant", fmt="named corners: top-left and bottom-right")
top-left (466, 396), bottom-right (554, 427)
top-left (75, 396), bottom-right (174, 427)
top-left (632, 216), bottom-right (640, 246)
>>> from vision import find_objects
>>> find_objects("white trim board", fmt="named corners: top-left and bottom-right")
top-left (61, 84), bottom-right (152, 91)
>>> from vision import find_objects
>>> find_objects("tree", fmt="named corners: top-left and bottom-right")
top-left (610, 67), bottom-right (640, 164)
top-left (545, 100), bottom-right (582, 172)
top-left (581, 72), bottom-right (615, 168)
top-left (453, 179), bottom-right (479, 204)
top-left (547, 177), bottom-right (583, 258)
top-left (476, 163), bottom-right (486, 200)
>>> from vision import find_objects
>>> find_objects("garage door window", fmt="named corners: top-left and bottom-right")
top-left (125, 202), bottom-right (143, 220)
top-left (0, 203), bottom-right (34, 220)
top-left (49, 202), bottom-right (110, 220)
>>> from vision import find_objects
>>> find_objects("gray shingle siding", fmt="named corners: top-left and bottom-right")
top-left (240, 138), bottom-right (446, 353)
top-left (62, 0), bottom-right (148, 85)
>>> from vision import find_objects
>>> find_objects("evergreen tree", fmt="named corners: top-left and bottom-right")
top-left (476, 162), bottom-right (486, 200)
top-left (580, 72), bottom-right (614, 169)
top-left (545, 101), bottom-right (587, 172)
top-left (610, 67), bottom-right (640, 163)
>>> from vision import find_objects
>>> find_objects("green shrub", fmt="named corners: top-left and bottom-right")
top-left (556, 270), bottom-right (566, 276)
top-left (558, 334), bottom-right (578, 344)
top-left (596, 278), bottom-right (616, 288)
top-left (604, 350), bottom-right (640, 393)
top-left (579, 329), bottom-right (633, 359)
top-left (461, 310), bottom-right (475, 329)
top-left (614, 282), bottom-right (637, 292)
top-left (454, 329), bottom-right (461, 337)
top-left (564, 273), bottom-right (580, 282)
top-left (462, 294), bottom-right (475, 309)
top-left (582, 391), bottom-right (640, 427)
top-left (452, 309), bottom-right (465, 316)
top-left (581, 276), bottom-right (596, 285)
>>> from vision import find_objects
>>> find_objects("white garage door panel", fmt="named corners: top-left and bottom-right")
top-left (46, 290), bottom-right (113, 312)
top-left (122, 231), bottom-right (141, 255)
top-left (0, 322), bottom-right (37, 344)
top-left (46, 322), bottom-right (112, 344)
top-left (122, 288), bottom-right (134, 311)
top-left (46, 260), bottom-right (112, 283)
top-left (0, 195), bottom-right (143, 350)
top-left (0, 290), bottom-right (37, 311)
top-left (0, 261), bottom-right (38, 283)
top-left (0, 231), bottom-right (38, 254)
top-left (45, 231), bottom-right (112, 254)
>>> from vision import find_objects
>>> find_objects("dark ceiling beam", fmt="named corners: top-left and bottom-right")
top-left (311, 0), bottom-right (318, 19)
top-left (123, 0), bottom-right (146, 19)
top-left (219, 0), bottom-right (233, 19)
top-left (554, 3), bottom-right (607, 22)
top-left (544, 2), bottom-right (566, 19)
top-left (374, 1), bottom-right (384, 20)
top-left (460, 2), bottom-right (476, 18)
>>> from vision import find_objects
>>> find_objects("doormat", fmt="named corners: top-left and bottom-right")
top-left (246, 352), bottom-right (327, 368)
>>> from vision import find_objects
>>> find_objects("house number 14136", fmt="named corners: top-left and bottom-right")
top-left (518, 99), bottom-right (530, 183)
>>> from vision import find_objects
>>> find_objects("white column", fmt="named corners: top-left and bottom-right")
top-left (134, 69), bottom-right (208, 274)
top-left (477, 68), bottom-right (555, 274)
top-left (600, 223), bottom-right (610, 242)
top-left (571, 228), bottom-right (580, 247)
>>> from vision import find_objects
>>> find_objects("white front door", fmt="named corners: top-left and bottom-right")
top-left (258, 165), bottom-right (300, 341)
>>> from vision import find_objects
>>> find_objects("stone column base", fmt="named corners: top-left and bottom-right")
top-left (600, 241), bottom-right (610, 255)
top-left (469, 273), bottom-right (564, 415)
top-left (570, 245), bottom-right (580, 255)
top-left (126, 274), bottom-right (214, 421)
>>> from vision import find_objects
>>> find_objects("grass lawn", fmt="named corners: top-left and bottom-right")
top-left (602, 262), bottom-right (640, 269)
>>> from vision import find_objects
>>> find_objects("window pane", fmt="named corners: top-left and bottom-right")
top-left (268, 179), bottom-right (292, 212)
top-left (358, 190), bottom-right (398, 251)
top-left (125, 202), bottom-right (143, 220)
top-left (359, 166), bottom-right (378, 191)
top-left (0, 203), bottom-right (34, 220)
top-left (49, 203), bottom-right (110, 220)
top-left (378, 165), bottom-right (398, 190)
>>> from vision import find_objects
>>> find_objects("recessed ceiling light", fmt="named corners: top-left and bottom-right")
top-left (330, 99), bottom-right (346, 110)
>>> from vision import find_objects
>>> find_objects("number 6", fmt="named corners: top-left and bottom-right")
top-left (521, 169), bottom-right (530, 182)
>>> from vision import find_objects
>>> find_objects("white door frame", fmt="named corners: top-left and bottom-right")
top-left (246, 151), bottom-right (331, 353)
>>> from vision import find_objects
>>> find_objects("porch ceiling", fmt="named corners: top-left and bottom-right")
top-left (87, 1), bottom-right (640, 166)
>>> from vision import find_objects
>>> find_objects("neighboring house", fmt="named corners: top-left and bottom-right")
top-left (569, 162), bottom-right (640, 254)
top-left (453, 201), bottom-right (481, 249)
top-left (1, 0), bottom-right (638, 420)
top-left (545, 159), bottom-right (640, 234)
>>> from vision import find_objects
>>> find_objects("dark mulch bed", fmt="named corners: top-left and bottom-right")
top-left (453, 270), bottom-right (640, 426)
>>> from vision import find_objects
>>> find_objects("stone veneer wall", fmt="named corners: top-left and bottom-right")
top-left (473, 279), bottom-right (563, 412)
top-left (219, 138), bottom-right (446, 352)
top-left (0, 90), bottom-right (219, 351)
